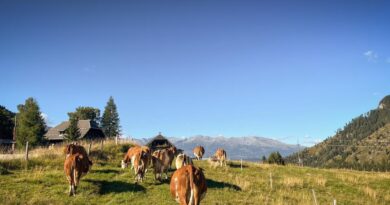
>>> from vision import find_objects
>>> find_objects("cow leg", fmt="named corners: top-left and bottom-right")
top-left (164, 169), bottom-right (168, 180)
top-left (74, 171), bottom-right (82, 193)
top-left (179, 192), bottom-right (189, 205)
top-left (193, 187), bottom-right (200, 205)
top-left (69, 185), bottom-right (73, 196)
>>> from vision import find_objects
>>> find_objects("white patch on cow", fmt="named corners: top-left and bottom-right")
top-left (189, 189), bottom-right (194, 205)
top-left (131, 156), bottom-right (135, 165)
top-left (194, 153), bottom-right (199, 160)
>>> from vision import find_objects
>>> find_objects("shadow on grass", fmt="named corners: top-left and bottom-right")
top-left (228, 163), bottom-right (249, 168)
top-left (207, 179), bottom-right (241, 191)
top-left (153, 178), bottom-right (171, 185)
top-left (92, 169), bottom-right (120, 174)
top-left (85, 179), bottom-right (145, 194)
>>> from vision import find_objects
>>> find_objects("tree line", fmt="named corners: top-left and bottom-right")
top-left (285, 106), bottom-right (390, 171)
top-left (0, 96), bottom-right (121, 148)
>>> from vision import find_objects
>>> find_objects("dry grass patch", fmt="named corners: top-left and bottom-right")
top-left (335, 173), bottom-right (360, 184)
top-left (282, 177), bottom-right (304, 188)
top-left (362, 186), bottom-right (377, 200)
top-left (234, 175), bottom-right (251, 190)
top-left (313, 176), bottom-right (327, 187)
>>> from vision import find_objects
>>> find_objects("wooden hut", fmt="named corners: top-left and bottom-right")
top-left (45, 120), bottom-right (105, 143)
top-left (146, 132), bottom-right (176, 152)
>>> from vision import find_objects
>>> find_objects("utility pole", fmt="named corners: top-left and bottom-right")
top-left (12, 116), bottom-right (16, 153)
top-left (297, 137), bottom-right (303, 167)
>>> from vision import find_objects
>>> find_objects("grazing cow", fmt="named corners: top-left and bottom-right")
top-left (151, 149), bottom-right (171, 181)
top-left (64, 145), bottom-right (92, 196)
top-left (132, 148), bottom-right (150, 183)
top-left (122, 146), bottom-right (151, 171)
top-left (167, 146), bottom-right (177, 170)
top-left (193, 146), bottom-right (205, 160)
top-left (207, 156), bottom-right (219, 168)
top-left (214, 148), bottom-right (227, 167)
top-left (170, 165), bottom-right (207, 205)
top-left (63, 144), bottom-right (92, 172)
top-left (175, 153), bottom-right (193, 170)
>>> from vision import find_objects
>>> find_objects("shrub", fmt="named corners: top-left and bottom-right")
top-left (267, 151), bottom-right (285, 165)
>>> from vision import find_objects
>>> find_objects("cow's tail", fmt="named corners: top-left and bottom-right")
top-left (189, 166), bottom-right (195, 205)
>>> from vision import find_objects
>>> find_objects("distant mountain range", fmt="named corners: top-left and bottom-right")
top-left (286, 95), bottom-right (390, 171)
top-left (134, 135), bottom-right (302, 161)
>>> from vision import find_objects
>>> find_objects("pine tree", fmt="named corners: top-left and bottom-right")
top-left (0, 105), bottom-right (15, 141)
top-left (65, 115), bottom-right (80, 141)
top-left (101, 96), bottom-right (120, 138)
top-left (16, 98), bottom-right (46, 147)
top-left (261, 155), bottom-right (267, 163)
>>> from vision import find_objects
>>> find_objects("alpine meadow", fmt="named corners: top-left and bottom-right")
top-left (1, 1), bottom-right (390, 205)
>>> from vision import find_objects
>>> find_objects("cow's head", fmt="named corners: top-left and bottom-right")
top-left (121, 160), bottom-right (128, 169)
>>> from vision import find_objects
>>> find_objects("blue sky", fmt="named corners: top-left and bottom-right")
top-left (1, 0), bottom-right (389, 146)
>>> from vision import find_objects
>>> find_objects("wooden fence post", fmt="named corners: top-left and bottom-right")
top-left (100, 140), bottom-right (104, 152)
top-left (240, 159), bottom-right (243, 171)
top-left (269, 173), bottom-right (273, 190)
top-left (115, 136), bottom-right (118, 145)
top-left (25, 141), bottom-right (29, 161)
top-left (88, 142), bottom-right (92, 155)
top-left (312, 189), bottom-right (318, 205)
top-left (333, 199), bottom-right (337, 205)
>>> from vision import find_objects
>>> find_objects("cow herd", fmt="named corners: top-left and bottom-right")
top-left (63, 143), bottom-right (227, 205)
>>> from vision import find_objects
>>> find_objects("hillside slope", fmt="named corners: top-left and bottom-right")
top-left (286, 96), bottom-right (390, 171)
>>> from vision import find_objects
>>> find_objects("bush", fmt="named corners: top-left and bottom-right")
top-left (0, 165), bottom-right (10, 175)
top-left (268, 151), bottom-right (285, 165)
top-left (120, 144), bottom-right (132, 153)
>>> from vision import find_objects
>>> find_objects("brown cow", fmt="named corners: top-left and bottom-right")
top-left (63, 144), bottom-right (92, 172)
top-left (214, 148), bottom-right (227, 167)
top-left (132, 148), bottom-right (150, 183)
top-left (122, 146), bottom-right (150, 183)
top-left (64, 145), bottom-right (92, 196)
top-left (151, 149), bottom-right (171, 181)
top-left (193, 146), bottom-right (205, 160)
top-left (170, 165), bottom-right (207, 205)
top-left (122, 146), bottom-right (151, 171)
top-left (175, 153), bottom-right (193, 170)
top-left (122, 146), bottom-right (140, 169)
top-left (167, 146), bottom-right (177, 170)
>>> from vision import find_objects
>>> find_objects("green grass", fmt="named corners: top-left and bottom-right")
top-left (0, 143), bottom-right (389, 205)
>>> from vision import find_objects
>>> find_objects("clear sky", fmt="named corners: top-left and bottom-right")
top-left (1, 0), bottom-right (389, 146)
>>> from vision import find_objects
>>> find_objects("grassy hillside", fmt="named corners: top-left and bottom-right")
top-left (286, 102), bottom-right (390, 171)
top-left (1, 141), bottom-right (389, 204)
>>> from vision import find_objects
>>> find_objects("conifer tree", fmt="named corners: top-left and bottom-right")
top-left (0, 105), bottom-right (15, 141)
top-left (16, 98), bottom-right (46, 147)
top-left (101, 96), bottom-right (120, 138)
top-left (65, 115), bottom-right (80, 141)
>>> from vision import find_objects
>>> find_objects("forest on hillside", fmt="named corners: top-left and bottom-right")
top-left (286, 106), bottom-right (390, 171)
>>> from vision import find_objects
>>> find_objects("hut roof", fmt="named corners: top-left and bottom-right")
top-left (146, 133), bottom-right (175, 150)
top-left (45, 120), bottom-right (103, 140)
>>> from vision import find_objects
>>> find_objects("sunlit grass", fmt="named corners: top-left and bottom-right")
top-left (0, 141), bottom-right (389, 204)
